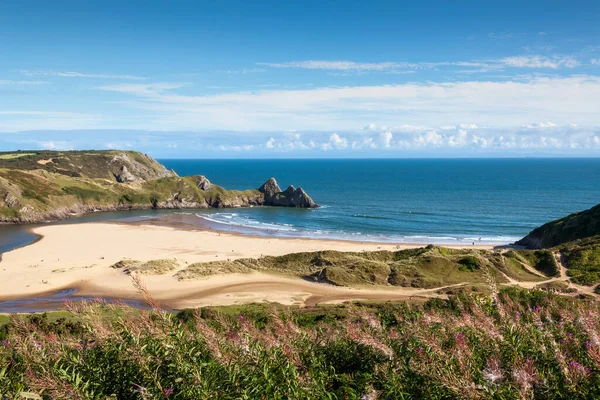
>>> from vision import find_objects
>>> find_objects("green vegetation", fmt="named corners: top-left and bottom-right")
top-left (173, 245), bottom-right (550, 289)
top-left (0, 150), bottom-right (310, 223)
top-left (2, 290), bottom-right (600, 399)
top-left (515, 203), bottom-right (600, 285)
top-left (111, 259), bottom-right (180, 275)
top-left (517, 203), bottom-right (600, 248)
top-left (0, 150), bottom-right (170, 180)
top-left (506, 249), bottom-right (560, 277)
top-left (560, 237), bottom-right (600, 286)
top-left (176, 260), bottom-right (253, 279)
top-left (0, 153), bottom-right (36, 160)
top-left (457, 255), bottom-right (481, 271)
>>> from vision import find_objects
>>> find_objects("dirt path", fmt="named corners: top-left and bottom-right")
top-left (551, 251), bottom-right (599, 297)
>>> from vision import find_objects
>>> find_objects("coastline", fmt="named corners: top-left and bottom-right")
top-left (0, 221), bottom-right (495, 310)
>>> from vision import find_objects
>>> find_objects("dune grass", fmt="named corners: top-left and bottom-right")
top-left (510, 249), bottom-right (560, 277)
top-left (111, 259), bottom-right (180, 275)
top-left (172, 245), bottom-right (548, 289)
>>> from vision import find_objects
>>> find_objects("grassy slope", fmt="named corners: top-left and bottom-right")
top-left (0, 150), bottom-right (264, 222)
top-left (517, 203), bottom-right (600, 249)
top-left (0, 150), bottom-right (169, 180)
top-left (555, 236), bottom-right (600, 286)
top-left (515, 203), bottom-right (600, 286)
top-left (169, 245), bottom-right (548, 289)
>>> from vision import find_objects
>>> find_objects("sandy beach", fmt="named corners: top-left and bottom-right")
top-left (0, 222), bottom-right (494, 309)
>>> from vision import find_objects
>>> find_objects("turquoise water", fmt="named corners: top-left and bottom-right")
top-left (156, 158), bottom-right (600, 245)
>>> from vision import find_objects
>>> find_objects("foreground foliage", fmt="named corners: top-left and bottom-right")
top-left (2, 288), bottom-right (600, 399)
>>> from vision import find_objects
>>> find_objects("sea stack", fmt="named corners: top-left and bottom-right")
top-left (259, 178), bottom-right (318, 208)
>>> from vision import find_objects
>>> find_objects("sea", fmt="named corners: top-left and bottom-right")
top-left (1, 158), bottom-right (600, 253)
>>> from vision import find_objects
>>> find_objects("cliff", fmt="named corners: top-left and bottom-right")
top-left (516, 203), bottom-right (600, 249)
top-left (0, 150), bottom-right (318, 223)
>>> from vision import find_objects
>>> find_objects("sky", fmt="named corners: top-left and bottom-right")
top-left (1, 0), bottom-right (599, 158)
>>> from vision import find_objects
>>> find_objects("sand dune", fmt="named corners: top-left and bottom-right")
top-left (0, 222), bottom-right (493, 309)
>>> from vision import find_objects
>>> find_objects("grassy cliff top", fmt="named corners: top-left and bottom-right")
top-left (517, 203), bottom-right (600, 249)
top-left (0, 149), bottom-right (316, 222)
top-left (0, 150), bottom-right (175, 181)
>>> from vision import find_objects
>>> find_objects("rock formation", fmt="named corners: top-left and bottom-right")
top-left (258, 179), bottom-right (318, 208)
top-left (195, 176), bottom-right (212, 191)
top-left (114, 165), bottom-right (138, 183)
top-left (0, 151), bottom-right (319, 223)
top-left (110, 152), bottom-right (177, 183)
top-left (258, 177), bottom-right (282, 200)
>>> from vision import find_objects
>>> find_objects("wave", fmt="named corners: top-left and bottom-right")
top-left (351, 214), bottom-right (393, 221)
top-left (196, 213), bottom-right (298, 233)
top-left (193, 212), bottom-right (519, 245)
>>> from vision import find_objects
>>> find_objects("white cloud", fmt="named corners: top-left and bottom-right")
top-left (352, 137), bottom-right (376, 149)
top-left (591, 59), bottom-right (600, 65)
top-left (37, 141), bottom-right (74, 150)
top-left (501, 55), bottom-right (579, 69)
top-left (0, 111), bottom-right (103, 132)
top-left (258, 59), bottom-right (495, 74)
top-left (448, 129), bottom-right (468, 147)
top-left (257, 60), bottom-right (415, 71)
top-left (92, 76), bottom-right (600, 132)
top-left (379, 131), bottom-right (393, 148)
top-left (458, 123), bottom-right (479, 129)
top-left (20, 70), bottom-right (146, 80)
top-left (488, 32), bottom-right (514, 39)
top-left (0, 80), bottom-right (49, 85)
top-left (522, 122), bottom-right (557, 129)
top-left (321, 133), bottom-right (348, 150)
top-left (98, 82), bottom-right (189, 96)
top-left (216, 68), bottom-right (267, 74)
top-left (4, 124), bottom-right (599, 155)
top-left (415, 131), bottom-right (443, 147)
top-left (258, 55), bottom-right (582, 74)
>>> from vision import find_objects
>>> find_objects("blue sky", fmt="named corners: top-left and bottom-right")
top-left (1, 0), bottom-right (599, 157)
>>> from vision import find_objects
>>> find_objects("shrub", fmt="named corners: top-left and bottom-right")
top-left (458, 255), bottom-right (480, 271)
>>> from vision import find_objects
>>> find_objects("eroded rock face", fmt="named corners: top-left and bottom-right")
top-left (110, 152), bottom-right (178, 183)
top-left (195, 176), bottom-right (212, 191)
top-left (3, 193), bottom-right (19, 208)
top-left (258, 177), bottom-right (282, 199)
top-left (287, 187), bottom-right (317, 208)
top-left (114, 165), bottom-right (138, 183)
top-left (258, 179), bottom-right (318, 208)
